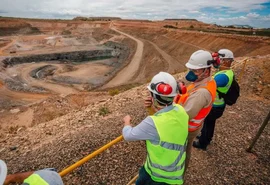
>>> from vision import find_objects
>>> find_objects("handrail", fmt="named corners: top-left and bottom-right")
top-left (59, 135), bottom-right (123, 177)
top-left (126, 174), bottom-right (139, 185)
top-left (237, 59), bottom-right (248, 83)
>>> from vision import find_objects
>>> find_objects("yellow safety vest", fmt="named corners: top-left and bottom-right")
top-left (144, 104), bottom-right (188, 185)
top-left (23, 174), bottom-right (49, 185)
top-left (213, 69), bottom-right (234, 107)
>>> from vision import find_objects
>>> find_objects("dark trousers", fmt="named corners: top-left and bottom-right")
top-left (136, 166), bottom-right (169, 185)
top-left (198, 106), bottom-right (225, 147)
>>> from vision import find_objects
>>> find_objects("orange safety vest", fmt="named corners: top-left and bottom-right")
top-left (174, 79), bottom-right (216, 132)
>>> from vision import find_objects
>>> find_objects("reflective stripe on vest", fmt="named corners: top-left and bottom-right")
top-left (144, 104), bottom-right (188, 185)
top-left (213, 69), bottom-right (234, 106)
top-left (145, 160), bottom-right (185, 181)
top-left (147, 140), bottom-right (187, 172)
top-left (175, 79), bottom-right (216, 132)
top-left (23, 174), bottom-right (49, 185)
top-left (190, 118), bottom-right (204, 123)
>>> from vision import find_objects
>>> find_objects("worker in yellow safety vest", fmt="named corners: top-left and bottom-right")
top-left (193, 49), bottom-right (239, 150)
top-left (145, 50), bottom-right (217, 175)
top-left (122, 72), bottom-right (189, 185)
top-left (1, 160), bottom-right (63, 185)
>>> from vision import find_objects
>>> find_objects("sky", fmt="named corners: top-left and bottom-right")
top-left (0, 0), bottom-right (270, 28)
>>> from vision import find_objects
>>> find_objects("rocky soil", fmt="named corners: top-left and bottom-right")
top-left (0, 56), bottom-right (269, 185)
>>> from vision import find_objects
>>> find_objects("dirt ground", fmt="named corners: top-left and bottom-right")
top-left (0, 18), bottom-right (269, 185)
top-left (0, 56), bottom-right (269, 185)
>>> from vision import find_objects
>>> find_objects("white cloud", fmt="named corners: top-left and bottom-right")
top-left (239, 16), bottom-right (247, 19)
top-left (199, 14), bottom-right (270, 28)
top-left (189, 10), bottom-right (200, 14)
top-left (247, 12), bottom-right (260, 18)
top-left (0, 0), bottom-right (269, 27)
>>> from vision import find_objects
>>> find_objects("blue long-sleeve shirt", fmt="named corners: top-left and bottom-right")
top-left (213, 72), bottom-right (230, 107)
top-left (214, 73), bottom-right (229, 88)
top-left (122, 105), bottom-right (175, 142)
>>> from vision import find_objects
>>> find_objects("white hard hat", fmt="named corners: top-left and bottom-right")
top-left (0, 160), bottom-right (7, 185)
top-left (186, 50), bottom-right (213, 69)
top-left (218, 49), bottom-right (234, 59)
top-left (147, 72), bottom-right (178, 97)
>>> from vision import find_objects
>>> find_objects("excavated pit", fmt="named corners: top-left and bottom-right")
top-left (1, 41), bottom-right (130, 93)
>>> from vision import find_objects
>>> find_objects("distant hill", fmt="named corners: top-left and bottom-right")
top-left (73, 17), bottom-right (121, 21)
top-left (227, 24), bottom-right (253, 29)
top-left (120, 19), bottom-right (152, 22)
top-left (164, 19), bottom-right (198, 21)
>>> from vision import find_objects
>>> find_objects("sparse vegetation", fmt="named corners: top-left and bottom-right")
top-left (8, 125), bottom-right (19, 134)
top-left (99, 106), bottom-right (110, 116)
top-left (109, 89), bottom-right (119, 96)
top-left (62, 30), bottom-right (72, 35)
top-left (163, 25), bottom-right (178, 29)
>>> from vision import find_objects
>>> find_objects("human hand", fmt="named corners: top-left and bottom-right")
top-left (123, 115), bottom-right (131, 126)
top-left (144, 96), bottom-right (153, 108)
top-left (4, 176), bottom-right (11, 185)
top-left (4, 171), bottom-right (34, 185)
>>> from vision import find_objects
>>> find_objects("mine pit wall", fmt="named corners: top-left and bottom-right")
top-left (50, 41), bottom-right (131, 89)
top-left (117, 26), bottom-right (270, 59)
top-left (1, 41), bottom-right (130, 91)
top-left (2, 49), bottom-right (114, 68)
top-left (93, 41), bottom-right (130, 88)
top-left (28, 21), bottom-right (110, 34)
top-left (0, 20), bottom-right (41, 36)
top-left (0, 18), bottom-right (110, 36)
top-left (163, 31), bottom-right (270, 57)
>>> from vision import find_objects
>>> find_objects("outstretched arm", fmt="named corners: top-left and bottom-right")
top-left (4, 171), bottom-right (34, 185)
top-left (122, 115), bottom-right (159, 142)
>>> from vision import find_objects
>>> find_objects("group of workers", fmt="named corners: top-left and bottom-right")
top-left (123, 49), bottom-right (236, 185)
top-left (0, 49), bottom-right (236, 185)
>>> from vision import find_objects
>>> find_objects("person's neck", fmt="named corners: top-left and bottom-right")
top-left (194, 75), bottom-right (211, 83)
top-left (219, 66), bottom-right (231, 71)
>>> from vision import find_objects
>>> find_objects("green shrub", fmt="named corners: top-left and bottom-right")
top-left (99, 106), bottom-right (110, 116)
top-left (62, 30), bottom-right (71, 35)
top-left (163, 25), bottom-right (178, 29)
top-left (108, 89), bottom-right (119, 96)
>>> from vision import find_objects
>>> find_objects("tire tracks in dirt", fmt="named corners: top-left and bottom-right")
top-left (0, 38), bottom-right (16, 56)
top-left (19, 63), bottom-right (79, 95)
top-left (147, 41), bottom-right (186, 73)
top-left (162, 35), bottom-right (213, 52)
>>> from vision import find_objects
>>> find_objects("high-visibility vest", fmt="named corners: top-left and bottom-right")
top-left (22, 174), bottom-right (49, 185)
top-left (213, 69), bottom-right (234, 107)
top-left (175, 79), bottom-right (216, 132)
top-left (144, 104), bottom-right (188, 185)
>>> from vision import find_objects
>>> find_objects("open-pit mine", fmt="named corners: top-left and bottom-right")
top-left (0, 17), bottom-right (269, 185)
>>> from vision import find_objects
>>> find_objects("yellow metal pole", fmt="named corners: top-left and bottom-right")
top-left (246, 110), bottom-right (270, 152)
top-left (238, 59), bottom-right (248, 84)
top-left (126, 174), bottom-right (139, 185)
top-left (59, 135), bottom-right (123, 177)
